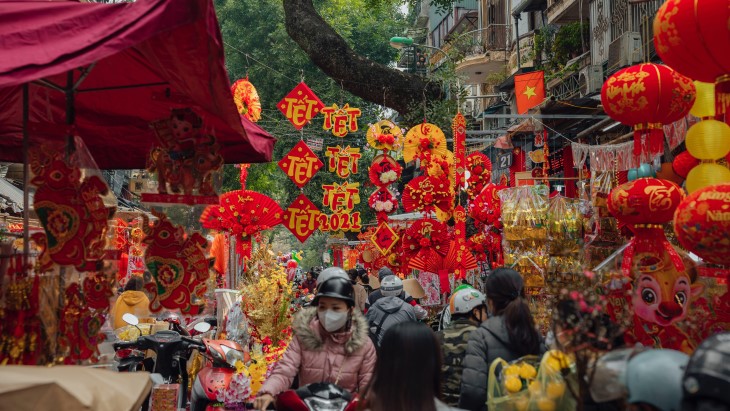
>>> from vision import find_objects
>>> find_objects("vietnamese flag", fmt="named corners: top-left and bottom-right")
top-left (515, 71), bottom-right (545, 114)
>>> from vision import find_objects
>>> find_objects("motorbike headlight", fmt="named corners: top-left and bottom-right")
top-left (208, 346), bottom-right (226, 363)
top-left (224, 346), bottom-right (246, 368)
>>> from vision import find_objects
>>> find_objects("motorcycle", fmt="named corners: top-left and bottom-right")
top-left (113, 313), bottom-right (213, 409)
top-left (189, 337), bottom-right (249, 411)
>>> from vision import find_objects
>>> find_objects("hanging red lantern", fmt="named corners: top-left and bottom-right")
top-left (601, 63), bottom-right (695, 158)
top-left (672, 151), bottom-right (700, 179)
top-left (674, 183), bottom-right (730, 266)
top-left (654, 0), bottom-right (730, 115)
top-left (607, 178), bottom-right (685, 226)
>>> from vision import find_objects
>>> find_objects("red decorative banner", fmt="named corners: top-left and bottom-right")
top-left (321, 103), bottom-right (362, 137)
top-left (283, 194), bottom-right (321, 243)
top-left (371, 222), bottom-right (400, 256)
top-left (277, 82), bottom-right (325, 130)
top-left (453, 113), bottom-right (467, 189)
top-left (325, 145), bottom-right (362, 179)
top-left (278, 140), bottom-right (324, 188)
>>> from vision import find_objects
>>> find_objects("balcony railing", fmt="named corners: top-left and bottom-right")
top-left (450, 25), bottom-right (512, 59)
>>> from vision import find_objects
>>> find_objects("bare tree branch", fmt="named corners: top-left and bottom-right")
top-left (282, 0), bottom-right (443, 115)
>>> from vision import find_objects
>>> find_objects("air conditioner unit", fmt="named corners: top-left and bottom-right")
top-left (607, 32), bottom-right (642, 73)
top-left (578, 65), bottom-right (604, 97)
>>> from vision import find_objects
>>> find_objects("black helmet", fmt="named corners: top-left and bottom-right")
top-left (313, 277), bottom-right (354, 307)
top-left (683, 333), bottom-right (730, 407)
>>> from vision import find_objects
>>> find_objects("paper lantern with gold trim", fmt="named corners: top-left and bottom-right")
top-left (686, 163), bottom-right (730, 194)
top-left (685, 120), bottom-right (730, 160)
top-left (601, 63), bottom-right (695, 158)
top-left (654, 0), bottom-right (730, 114)
top-left (674, 183), bottom-right (730, 265)
top-left (607, 178), bottom-right (685, 225)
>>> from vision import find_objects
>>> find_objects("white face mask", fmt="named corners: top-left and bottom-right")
top-left (318, 309), bottom-right (349, 332)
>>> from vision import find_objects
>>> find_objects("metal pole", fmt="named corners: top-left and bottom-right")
top-left (22, 84), bottom-right (29, 270)
top-left (514, 15), bottom-right (521, 70)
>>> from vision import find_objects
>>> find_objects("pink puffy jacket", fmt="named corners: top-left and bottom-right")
top-left (259, 307), bottom-right (376, 396)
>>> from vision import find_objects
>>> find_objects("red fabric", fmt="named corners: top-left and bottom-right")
top-left (0, 0), bottom-right (275, 169)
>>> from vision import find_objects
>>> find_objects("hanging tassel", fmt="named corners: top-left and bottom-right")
top-left (633, 128), bottom-right (643, 157)
top-left (649, 126), bottom-right (664, 157)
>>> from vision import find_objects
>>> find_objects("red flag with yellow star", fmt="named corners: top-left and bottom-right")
top-left (514, 71), bottom-right (545, 114)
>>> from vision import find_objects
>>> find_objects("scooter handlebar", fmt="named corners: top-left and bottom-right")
top-left (181, 336), bottom-right (205, 350)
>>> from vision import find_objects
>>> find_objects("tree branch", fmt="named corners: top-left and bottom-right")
top-left (282, 0), bottom-right (443, 115)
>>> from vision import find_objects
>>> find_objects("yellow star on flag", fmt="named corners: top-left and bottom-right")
top-left (523, 85), bottom-right (537, 99)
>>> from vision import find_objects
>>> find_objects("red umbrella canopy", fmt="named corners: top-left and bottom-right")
top-left (0, 0), bottom-right (275, 169)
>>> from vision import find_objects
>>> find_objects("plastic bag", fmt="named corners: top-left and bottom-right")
top-left (487, 351), bottom-right (576, 411)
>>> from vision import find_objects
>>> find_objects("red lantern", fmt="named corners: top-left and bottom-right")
top-left (608, 178), bottom-right (685, 226)
top-left (674, 183), bottom-right (730, 266)
top-left (672, 151), bottom-right (700, 179)
top-left (601, 63), bottom-right (695, 158)
top-left (654, 0), bottom-right (730, 114)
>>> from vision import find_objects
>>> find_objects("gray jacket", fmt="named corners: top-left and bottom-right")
top-left (365, 296), bottom-right (417, 347)
top-left (459, 316), bottom-right (544, 411)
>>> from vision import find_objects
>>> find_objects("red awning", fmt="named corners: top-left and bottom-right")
top-left (0, 0), bottom-right (275, 169)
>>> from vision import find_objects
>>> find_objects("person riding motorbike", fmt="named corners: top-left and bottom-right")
top-left (253, 275), bottom-right (376, 410)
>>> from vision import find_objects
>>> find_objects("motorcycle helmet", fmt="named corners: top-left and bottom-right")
top-left (590, 347), bottom-right (640, 403)
top-left (317, 266), bottom-right (349, 285)
top-left (380, 275), bottom-right (403, 297)
top-left (313, 277), bottom-right (354, 307)
top-left (683, 332), bottom-right (730, 407)
top-left (623, 349), bottom-right (689, 411)
top-left (449, 288), bottom-right (486, 315)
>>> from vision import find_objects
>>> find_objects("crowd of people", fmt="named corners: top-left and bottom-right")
top-left (251, 266), bottom-right (730, 411)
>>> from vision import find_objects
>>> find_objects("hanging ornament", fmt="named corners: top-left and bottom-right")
top-left (672, 151), bottom-right (700, 179)
top-left (278, 140), bottom-right (324, 188)
top-left (142, 211), bottom-right (209, 314)
top-left (59, 283), bottom-right (106, 364)
top-left (371, 222), bottom-right (400, 256)
top-left (369, 154), bottom-right (402, 187)
top-left (324, 146), bottom-right (362, 179)
top-left (690, 81), bottom-right (717, 119)
top-left (321, 103), bottom-right (362, 137)
top-left (685, 120), bottom-right (730, 160)
top-left (466, 153), bottom-right (493, 200)
top-left (444, 206), bottom-right (477, 279)
top-left (367, 120), bottom-right (404, 151)
top-left (29, 143), bottom-right (115, 272)
top-left (277, 82), bottom-right (325, 130)
top-left (369, 188), bottom-right (399, 223)
top-left (601, 63), bottom-right (696, 158)
top-left (402, 175), bottom-right (454, 222)
top-left (282, 194), bottom-right (321, 243)
top-left (200, 190), bottom-right (283, 260)
top-left (403, 123), bottom-right (448, 163)
top-left (231, 77), bottom-right (262, 122)
top-left (674, 183), bottom-right (730, 266)
top-left (654, 0), bottom-right (730, 116)
top-left (469, 183), bottom-right (507, 227)
top-left (686, 163), bottom-right (730, 194)
top-left (83, 271), bottom-right (114, 310)
top-left (401, 218), bottom-right (451, 261)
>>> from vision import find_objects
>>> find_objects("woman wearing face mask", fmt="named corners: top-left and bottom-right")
top-left (254, 276), bottom-right (376, 410)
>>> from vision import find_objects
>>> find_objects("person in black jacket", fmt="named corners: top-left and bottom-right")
top-left (459, 268), bottom-right (544, 411)
top-left (365, 267), bottom-right (428, 320)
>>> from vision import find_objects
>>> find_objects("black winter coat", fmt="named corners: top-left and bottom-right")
top-left (458, 316), bottom-right (545, 411)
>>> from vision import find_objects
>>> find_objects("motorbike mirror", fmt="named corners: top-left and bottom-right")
top-left (193, 322), bottom-right (212, 333)
top-left (122, 313), bottom-right (140, 326)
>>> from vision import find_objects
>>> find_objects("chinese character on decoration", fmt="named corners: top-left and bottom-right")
top-left (322, 182), bottom-right (360, 213)
top-left (371, 222), bottom-right (400, 255)
top-left (283, 194), bottom-right (321, 243)
top-left (277, 82), bottom-right (325, 130)
top-left (325, 146), bottom-right (362, 179)
top-left (278, 140), bottom-right (324, 188)
top-left (321, 103), bottom-right (362, 137)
